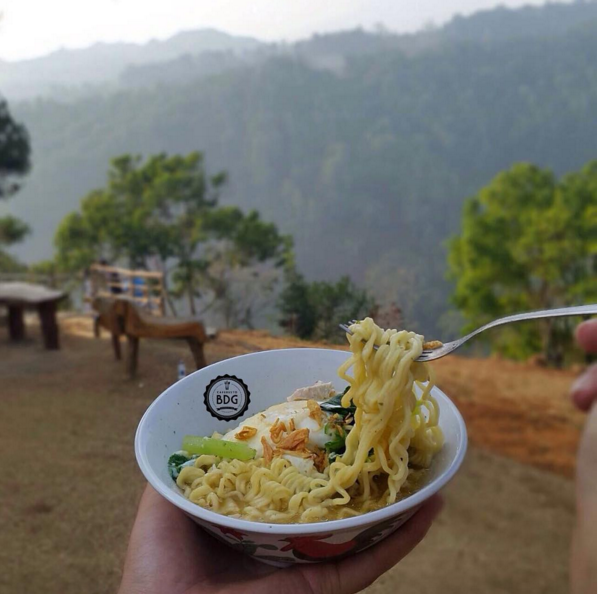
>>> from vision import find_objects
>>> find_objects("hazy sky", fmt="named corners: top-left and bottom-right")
top-left (0, 0), bottom-right (564, 62)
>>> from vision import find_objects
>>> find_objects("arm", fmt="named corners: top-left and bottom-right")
top-left (570, 320), bottom-right (597, 594)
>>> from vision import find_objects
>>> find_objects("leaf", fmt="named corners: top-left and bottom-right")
top-left (320, 387), bottom-right (354, 417)
top-left (324, 422), bottom-right (349, 464)
top-left (167, 453), bottom-right (191, 479)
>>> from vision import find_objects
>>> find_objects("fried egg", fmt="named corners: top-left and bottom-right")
top-left (223, 400), bottom-right (330, 456)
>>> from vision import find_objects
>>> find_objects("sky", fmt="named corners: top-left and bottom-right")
top-left (0, 0), bottom-right (565, 62)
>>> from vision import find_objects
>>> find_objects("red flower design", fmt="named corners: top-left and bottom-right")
top-left (218, 526), bottom-right (247, 541)
top-left (280, 534), bottom-right (356, 560)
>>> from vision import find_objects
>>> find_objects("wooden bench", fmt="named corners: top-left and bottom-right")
top-left (0, 282), bottom-right (66, 349)
top-left (93, 296), bottom-right (207, 377)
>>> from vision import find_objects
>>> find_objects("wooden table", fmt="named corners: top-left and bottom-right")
top-left (0, 282), bottom-right (66, 349)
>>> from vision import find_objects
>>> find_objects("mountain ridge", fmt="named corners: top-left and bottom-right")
top-left (0, 29), bottom-right (262, 100)
top-left (0, 1), bottom-right (594, 101)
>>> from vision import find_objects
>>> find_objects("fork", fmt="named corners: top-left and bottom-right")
top-left (339, 304), bottom-right (597, 362)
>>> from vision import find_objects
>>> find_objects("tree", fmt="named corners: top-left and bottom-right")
top-left (279, 271), bottom-right (376, 342)
top-left (55, 153), bottom-right (223, 270)
top-left (278, 271), bottom-right (317, 339)
top-left (179, 207), bottom-right (291, 326)
top-left (55, 152), bottom-right (225, 315)
top-left (0, 99), bottom-right (30, 198)
top-left (0, 214), bottom-right (29, 246)
top-left (0, 98), bottom-right (31, 269)
top-left (55, 152), bottom-right (290, 323)
top-left (448, 161), bottom-right (597, 364)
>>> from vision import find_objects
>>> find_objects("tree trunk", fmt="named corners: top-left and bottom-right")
top-left (539, 317), bottom-right (551, 358)
top-left (536, 282), bottom-right (562, 367)
top-left (187, 270), bottom-right (197, 316)
top-left (165, 287), bottom-right (178, 317)
top-left (543, 317), bottom-right (564, 368)
top-left (224, 298), bottom-right (232, 329)
top-left (160, 269), bottom-right (178, 317)
top-left (243, 306), bottom-right (255, 330)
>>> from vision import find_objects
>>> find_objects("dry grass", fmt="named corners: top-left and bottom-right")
top-left (0, 315), bottom-right (585, 594)
top-left (432, 354), bottom-right (585, 477)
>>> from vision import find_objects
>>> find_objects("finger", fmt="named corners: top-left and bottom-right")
top-left (571, 364), bottom-right (597, 412)
top-left (335, 495), bottom-right (444, 592)
top-left (571, 404), bottom-right (597, 594)
top-left (298, 494), bottom-right (444, 594)
top-left (576, 320), bottom-right (597, 354)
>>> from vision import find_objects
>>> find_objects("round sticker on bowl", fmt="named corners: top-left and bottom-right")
top-left (203, 375), bottom-right (250, 421)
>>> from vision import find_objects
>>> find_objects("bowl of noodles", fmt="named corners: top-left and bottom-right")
top-left (135, 319), bottom-right (467, 566)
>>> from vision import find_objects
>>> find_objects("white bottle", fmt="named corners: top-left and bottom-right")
top-left (177, 360), bottom-right (186, 381)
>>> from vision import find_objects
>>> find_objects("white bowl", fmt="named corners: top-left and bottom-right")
top-left (135, 348), bottom-right (467, 566)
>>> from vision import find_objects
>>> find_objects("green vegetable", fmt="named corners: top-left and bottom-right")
top-left (320, 387), bottom-right (355, 417)
top-left (168, 452), bottom-right (191, 479)
top-left (181, 435), bottom-right (256, 460)
top-left (320, 388), bottom-right (355, 462)
top-left (324, 422), bottom-right (347, 462)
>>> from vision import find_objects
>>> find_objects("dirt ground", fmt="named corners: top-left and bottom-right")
top-left (0, 315), bottom-right (586, 594)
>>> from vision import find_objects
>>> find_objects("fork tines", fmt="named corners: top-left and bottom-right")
top-left (339, 320), bottom-right (433, 353)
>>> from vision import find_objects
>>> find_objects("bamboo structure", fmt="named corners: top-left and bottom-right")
top-left (88, 264), bottom-right (166, 316)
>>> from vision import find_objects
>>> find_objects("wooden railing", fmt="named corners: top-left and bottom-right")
top-left (88, 264), bottom-right (166, 316)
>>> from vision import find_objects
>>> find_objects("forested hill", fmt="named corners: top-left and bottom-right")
top-left (119, 1), bottom-right (597, 88)
top-left (4, 2), bottom-right (597, 337)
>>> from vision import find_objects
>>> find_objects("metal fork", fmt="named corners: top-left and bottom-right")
top-left (339, 304), bottom-right (597, 362)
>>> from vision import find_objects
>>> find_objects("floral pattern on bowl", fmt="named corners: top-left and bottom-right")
top-left (191, 507), bottom-right (419, 566)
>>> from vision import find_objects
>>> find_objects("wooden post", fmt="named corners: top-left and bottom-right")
top-left (93, 315), bottom-right (101, 338)
top-left (186, 337), bottom-right (207, 369)
top-left (127, 336), bottom-right (140, 378)
top-left (37, 301), bottom-right (60, 350)
top-left (160, 278), bottom-right (166, 317)
top-left (111, 333), bottom-right (122, 360)
top-left (7, 305), bottom-right (25, 341)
